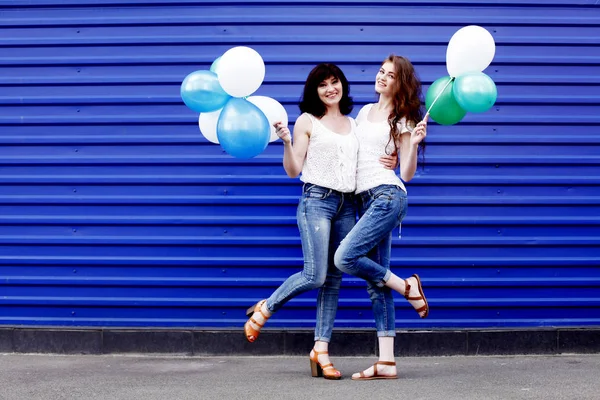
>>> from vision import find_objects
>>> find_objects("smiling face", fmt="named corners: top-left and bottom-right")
top-left (375, 61), bottom-right (397, 96)
top-left (317, 76), bottom-right (343, 108)
top-left (299, 63), bottom-right (353, 117)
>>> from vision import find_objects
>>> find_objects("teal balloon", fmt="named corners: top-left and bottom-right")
top-left (210, 56), bottom-right (221, 73)
top-left (425, 76), bottom-right (467, 126)
top-left (217, 98), bottom-right (270, 159)
top-left (180, 70), bottom-right (230, 113)
top-left (453, 72), bottom-right (497, 113)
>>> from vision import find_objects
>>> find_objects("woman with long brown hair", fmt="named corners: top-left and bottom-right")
top-left (334, 55), bottom-right (430, 380)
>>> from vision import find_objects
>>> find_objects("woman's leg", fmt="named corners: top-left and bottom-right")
top-left (365, 231), bottom-right (395, 339)
top-left (334, 186), bottom-right (427, 318)
top-left (353, 231), bottom-right (397, 379)
top-left (245, 186), bottom-right (338, 340)
top-left (334, 186), bottom-right (403, 284)
top-left (312, 194), bottom-right (356, 371)
top-left (314, 194), bottom-right (356, 342)
top-left (351, 337), bottom-right (397, 379)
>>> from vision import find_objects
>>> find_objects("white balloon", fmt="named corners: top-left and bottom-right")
top-left (217, 46), bottom-right (265, 98)
top-left (247, 96), bottom-right (289, 142)
top-left (198, 108), bottom-right (223, 144)
top-left (446, 25), bottom-right (495, 77)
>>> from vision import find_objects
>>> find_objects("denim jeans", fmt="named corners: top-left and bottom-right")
top-left (266, 183), bottom-right (356, 342)
top-left (334, 184), bottom-right (408, 337)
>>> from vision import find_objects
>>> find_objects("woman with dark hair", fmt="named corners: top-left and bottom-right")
top-left (243, 63), bottom-right (373, 380)
top-left (334, 55), bottom-right (430, 380)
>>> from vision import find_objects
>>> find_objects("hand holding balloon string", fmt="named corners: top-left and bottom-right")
top-left (273, 122), bottom-right (291, 144)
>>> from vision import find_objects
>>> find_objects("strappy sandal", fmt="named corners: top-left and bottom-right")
top-left (244, 299), bottom-right (269, 343)
top-left (309, 349), bottom-right (342, 380)
top-left (352, 361), bottom-right (397, 381)
top-left (404, 273), bottom-right (429, 318)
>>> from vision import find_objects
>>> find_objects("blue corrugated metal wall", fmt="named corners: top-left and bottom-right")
top-left (1, 0), bottom-right (599, 328)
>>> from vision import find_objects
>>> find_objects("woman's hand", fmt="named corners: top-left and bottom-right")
top-left (274, 122), bottom-right (291, 144)
top-left (379, 153), bottom-right (398, 170)
top-left (410, 114), bottom-right (428, 147)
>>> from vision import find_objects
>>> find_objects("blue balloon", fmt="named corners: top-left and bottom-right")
top-left (181, 70), bottom-right (230, 113)
top-left (210, 56), bottom-right (221, 73)
top-left (217, 98), bottom-right (270, 159)
top-left (453, 72), bottom-right (498, 113)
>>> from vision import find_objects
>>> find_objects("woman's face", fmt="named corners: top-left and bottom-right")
top-left (375, 61), bottom-right (396, 96)
top-left (317, 76), bottom-right (343, 108)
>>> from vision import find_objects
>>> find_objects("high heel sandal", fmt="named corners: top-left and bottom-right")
top-left (244, 299), bottom-right (269, 343)
top-left (309, 349), bottom-right (342, 380)
top-left (404, 273), bottom-right (429, 318)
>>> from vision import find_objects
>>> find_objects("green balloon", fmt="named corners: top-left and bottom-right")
top-left (425, 76), bottom-right (467, 125)
top-left (453, 72), bottom-right (497, 113)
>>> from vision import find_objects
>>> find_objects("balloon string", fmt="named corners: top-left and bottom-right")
top-left (426, 77), bottom-right (455, 115)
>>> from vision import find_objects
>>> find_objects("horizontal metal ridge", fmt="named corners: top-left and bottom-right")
top-left (1, 156), bottom-right (600, 165)
top-left (1, 215), bottom-right (598, 225)
top-left (0, 195), bottom-right (598, 205)
top-left (0, 236), bottom-right (599, 246)
top-left (2, 277), bottom-right (599, 287)
top-left (1, 256), bottom-right (598, 267)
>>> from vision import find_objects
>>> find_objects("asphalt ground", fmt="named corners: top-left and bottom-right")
top-left (1, 353), bottom-right (599, 400)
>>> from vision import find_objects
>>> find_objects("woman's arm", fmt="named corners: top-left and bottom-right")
top-left (398, 114), bottom-right (428, 182)
top-left (274, 113), bottom-right (312, 178)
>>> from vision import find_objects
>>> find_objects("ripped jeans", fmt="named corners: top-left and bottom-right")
top-left (334, 185), bottom-right (408, 337)
top-left (266, 183), bottom-right (356, 342)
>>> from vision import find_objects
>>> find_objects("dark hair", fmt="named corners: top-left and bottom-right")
top-left (383, 55), bottom-right (426, 162)
top-left (299, 63), bottom-right (353, 117)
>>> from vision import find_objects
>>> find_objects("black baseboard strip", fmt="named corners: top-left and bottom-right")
top-left (0, 327), bottom-right (598, 356)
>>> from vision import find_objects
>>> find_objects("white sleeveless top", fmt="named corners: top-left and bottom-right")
top-left (355, 103), bottom-right (412, 194)
top-left (299, 113), bottom-right (359, 193)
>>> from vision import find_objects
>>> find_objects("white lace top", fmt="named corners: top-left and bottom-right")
top-left (355, 103), bottom-right (412, 194)
top-left (299, 113), bottom-right (359, 193)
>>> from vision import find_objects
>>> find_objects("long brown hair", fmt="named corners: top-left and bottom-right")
top-left (383, 55), bottom-right (425, 159)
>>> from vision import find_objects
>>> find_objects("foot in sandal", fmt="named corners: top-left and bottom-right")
top-left (403, 274), bottom-right (429, 318)
top-left (244, 299), bottom-right (271, 342)
top-left (352, 361), bottom-right (397, 380)
top-left (309, 348), bottom-right (341, 380)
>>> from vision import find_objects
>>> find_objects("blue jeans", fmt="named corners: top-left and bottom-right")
top-left (266, 183), bottom-right (356, 342)
top-left (334, 184), bottom-right (408, 337)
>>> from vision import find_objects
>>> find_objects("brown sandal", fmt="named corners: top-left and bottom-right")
top-left (244, 299), bottom-right (269, 343)
top-left (309, 349), bottom-right (342, 380)
top-left (404, 273), bottom-right (429, 318)
top-left (352, 361), bottom-right (397, 380)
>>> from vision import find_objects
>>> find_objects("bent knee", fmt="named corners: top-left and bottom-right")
top-left (309, 276), bottom-right (327, 289)
top-left (303, 272), bottom-right (326, 289)
top-left (334, 247), bottom-right (351, 272)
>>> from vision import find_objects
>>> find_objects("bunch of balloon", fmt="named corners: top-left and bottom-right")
top-left (426, 26), bottom-right (498, 125)
top-left (180, 46), bottom-right (288, 158)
